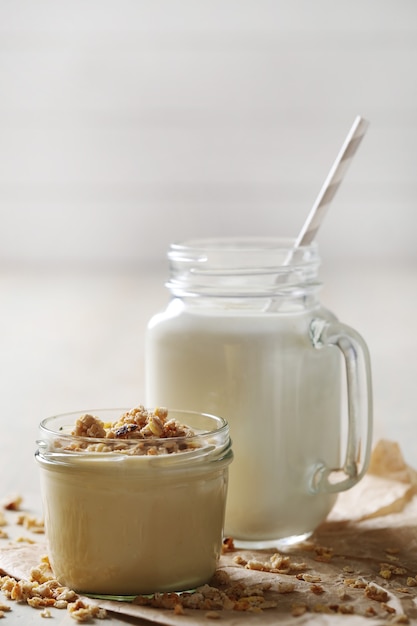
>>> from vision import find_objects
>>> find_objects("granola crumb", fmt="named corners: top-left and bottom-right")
top-left (0, 604), bottom-right (10, 616)
top-left (364, 583), bottom-right (389, 603)
top-left (221, 537), bottom-right (235, 553)
top-left (277, 581), bottom-right (295, 594)
top-left (382, 602), bottom-right (396, 614)
top-left (313, 603), bottom-right (332, 614)
top-left (68, 599), bottom-right (107, 622)
top-left (16, 514), bottom-right (45, 534)
top-left (296, 573), bottom-right (321, 583)
top-left (40, 608), bottom-right (52, 618)
top-left (365, 605), bottom-right (377, 617)
top-left (237, 552), bottom-right (306, 576)
top-left (173, 603), bottom-right (185, 615)
top-left (389, 616), bottom-right (410, 624)
top-left (2, 495), bottom-right (23, 511)
top-left (379, 562), bottom-right (407, 578)
top-left (292, 604), bottom-right (308, 616)
top-left (205, 610), bottom-right (221, 619)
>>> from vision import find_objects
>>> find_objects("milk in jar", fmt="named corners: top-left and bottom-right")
top-left (146, 238), bottom-right (373, 547)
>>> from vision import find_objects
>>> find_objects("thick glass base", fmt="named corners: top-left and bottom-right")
top-left (232, 531), bottom-right (312, 551)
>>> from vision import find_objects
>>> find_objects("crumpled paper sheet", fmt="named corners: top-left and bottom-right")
top-left (2, 440), bottom-right (417, 625)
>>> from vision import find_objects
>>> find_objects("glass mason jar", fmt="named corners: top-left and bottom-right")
top-left (35, 408), bottom-right (232, 596)
top-left (146, 237), bottom-right (373, 548)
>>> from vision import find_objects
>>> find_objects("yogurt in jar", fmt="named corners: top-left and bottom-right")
top-left (36, 407), bottom-right (232, 595)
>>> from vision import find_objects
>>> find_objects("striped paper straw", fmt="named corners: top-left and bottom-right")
top-left (294, 115), bottom-right (369, 248)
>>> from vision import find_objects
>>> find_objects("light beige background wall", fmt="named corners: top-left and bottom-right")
top-left (1, 1), bottom-right (417, 507)
top-left (1, 0), bottom-right (416, 266)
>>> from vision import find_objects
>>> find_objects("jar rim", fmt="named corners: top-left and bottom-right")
top-left (169, 236), bottom-right (317, 255)
top-left (166, 237), bottom-right (320, 299)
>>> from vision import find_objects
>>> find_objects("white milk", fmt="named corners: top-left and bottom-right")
top-left (146, 299), bottom-right (341, 544)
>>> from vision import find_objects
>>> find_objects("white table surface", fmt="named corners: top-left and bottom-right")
top-left (1, 259), bottom-right (416, 624)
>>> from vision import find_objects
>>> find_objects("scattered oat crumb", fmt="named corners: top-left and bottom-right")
top-left (40, 608), bottom-right (52, 618)
top-left (0, 602), bottom-right (10, 620)
top-left (222, 537), bottom-right (235, 553)
top-left (390, 615), bottom-right (410, 624)
top-left (344, 577), bottom-right (367, 589)
top-left (68, 599), bottom-right (107, 622)
top-left (313, 603), bottom-right (332, 614)
top-left (0, 530), bottom-right (8, 540)
top-left (365, 605), bottom-right (377, 617)
top-left (296, 573), bottom-right (321, 583)
top-left (205, 610), bottom-right (221, 619)
top-left (16, 514), bottom-right (44, 534)
top-left (277, 581), bottom-right (295, 594)
top-left (382, 602), bottom-right (396, 614)
top-left (364, 583), bottom-right (389, 602)
top-left (2, 495), bottom-right (22, 511)
top-left (397, 587), bottom-right (411, 594)
top-left (310, 583), bottom-right (325, 595)
top-left (173, 603), bottom-right (185, 615)
top-left (338, 589), bottom-right (351, 601)
top-left (292, 604), bottom-right (308, 616)
top-left (379, 562), bottom-right (407, 578)
top-left (237, 552), bottom-right (305, 576)
top-left (210, 570), bottom-right (229, 587)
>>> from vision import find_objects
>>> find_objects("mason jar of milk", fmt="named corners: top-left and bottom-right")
top-left (146, 237), bottom-right (372, 548)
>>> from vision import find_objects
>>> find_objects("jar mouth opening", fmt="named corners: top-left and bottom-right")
top-left (37, 408), bottom-right (230, 461)
top-left (166, 237), bottom-right (320, 299)
top-left (169, 237), bottom-right (317, 258)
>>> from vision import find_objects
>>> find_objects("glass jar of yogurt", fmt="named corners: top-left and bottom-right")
top-left (35, 407), bottom-right (232, 596)
top-left (146, 237), bottom-right (373, 548)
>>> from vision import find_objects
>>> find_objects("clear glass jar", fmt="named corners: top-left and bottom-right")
top-left (146, 237), bottom-right (373, 548)
top-left (35, 408), bottom-right (232, 596)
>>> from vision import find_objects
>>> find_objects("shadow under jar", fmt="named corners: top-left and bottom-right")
top-left (35, 408), bottom-right (232, 596)
top-left (146, 237), bottom-right (373, 548)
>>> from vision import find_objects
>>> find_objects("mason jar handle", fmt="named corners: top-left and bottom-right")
top-left (309, 318), bottom-right (373, 494)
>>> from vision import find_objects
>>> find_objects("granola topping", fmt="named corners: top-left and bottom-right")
top-left (64, 406), bottom-right (200, 456)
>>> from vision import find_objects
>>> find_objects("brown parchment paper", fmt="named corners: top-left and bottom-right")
top-left (2, 439), bottom-right (417, 625)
